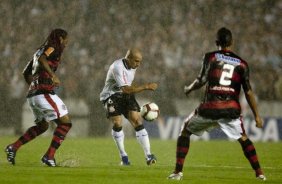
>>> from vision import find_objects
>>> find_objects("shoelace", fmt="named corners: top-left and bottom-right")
top-left (7, 151), bottom-right (15, 160)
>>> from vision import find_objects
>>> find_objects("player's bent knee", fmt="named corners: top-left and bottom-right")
top-left (55, 115), bottom-right (71, 124)
top-left (62, 122), bottom-right (72, 128)
top-left (238, 135), bottom-right (248, 142)
top-left (180, 128), bottom-right (191, 137)
top-left (67, 122), bottom-right (72, 127)
top-left (38, 121), bottom-right (49, 132)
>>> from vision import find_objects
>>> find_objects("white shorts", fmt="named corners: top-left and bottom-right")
top-left (27, 94), bottom-right (68, 123)
top-left (182, 111), bottom-right (245, 140)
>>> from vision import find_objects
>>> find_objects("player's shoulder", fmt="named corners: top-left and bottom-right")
top-left (35, 45), bottom-right (55, 57)
top-left (204, 50), bottom-right (217, 58)
top-left (44, 46), bottom-right (55, 57)
top-left (111, 58), bottom-right (125, 71)
top-left (201, 51), bottom-right (218, 63)
top-left (228, 51), bottom-right (248, 67)
top-left (112, 58), bottom-right (124, 67)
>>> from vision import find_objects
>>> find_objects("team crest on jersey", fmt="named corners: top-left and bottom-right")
top-left (108, 105), bottom-right (115, 113)
top-left (107, 99), bottom-right (113, 104)
top-left (62, 104), bottom-right (66, 110)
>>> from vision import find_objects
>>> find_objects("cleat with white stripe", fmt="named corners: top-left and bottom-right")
top-left (41, 155), bottom-right (56, 167)
top-left (167, 172), bottom-right (183, 180)
top-left (257, 174), bottom-right (266, 181)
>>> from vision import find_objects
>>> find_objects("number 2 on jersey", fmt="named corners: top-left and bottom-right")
top-left (219, 64), bottom-right (235, 86)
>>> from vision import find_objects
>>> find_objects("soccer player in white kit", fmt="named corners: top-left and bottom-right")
top-left (100, 48), bottom-right (158, 165)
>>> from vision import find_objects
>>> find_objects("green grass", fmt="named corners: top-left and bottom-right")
top-left (0, 137), bottom-right (281, 184)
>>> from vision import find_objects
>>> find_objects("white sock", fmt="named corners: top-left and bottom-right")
top-left (111, 129), bottom-right (127, 157)
top-left (136, 128), bottom-right (151, 158)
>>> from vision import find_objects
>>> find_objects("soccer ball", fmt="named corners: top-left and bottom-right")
top-left (140, 102), bottom-right (160, 121)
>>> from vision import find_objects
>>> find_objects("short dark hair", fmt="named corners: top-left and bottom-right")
top-left (216, 27), bottom-right (232, 48)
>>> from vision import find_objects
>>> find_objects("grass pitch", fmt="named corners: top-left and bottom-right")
top-left (0, 137), bottom-right (281, 184)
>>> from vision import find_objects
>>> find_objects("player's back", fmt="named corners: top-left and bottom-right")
top-left (198, 50), bottom-right (248, 119)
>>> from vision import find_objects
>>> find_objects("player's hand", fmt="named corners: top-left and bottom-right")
top-left (146, 83), bottom-right (158, 91)
top-left (255, 116), bottom-right (264, 128)
top-left (51, 75), bottom-right (61, 86)
top-left (184, 85), bottom-right (191, 96)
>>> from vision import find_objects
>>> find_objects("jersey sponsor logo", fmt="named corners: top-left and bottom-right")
top-left (215, 53), bottom-right (240, 65)
top-left (44, 47), bottom-right (55, 57)
top-left (210, 86), bottom-right (235, 92)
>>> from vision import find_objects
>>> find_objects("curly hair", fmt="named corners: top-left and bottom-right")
top-left (46, 28), bottom-right (68, 50)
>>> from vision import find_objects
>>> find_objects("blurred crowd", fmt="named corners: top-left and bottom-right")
top-left (0, 0), bottom-right (281, 134)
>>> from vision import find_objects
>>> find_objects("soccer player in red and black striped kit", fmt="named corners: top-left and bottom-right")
top-left (5, 28), bottom-right (72, 167)
top-left (168, 27), bottom-right (266, 180)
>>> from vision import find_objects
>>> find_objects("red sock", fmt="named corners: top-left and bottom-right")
top-left (13, 125), bottom-right (47, 150)
top-left (175, 135), bottom-right (190, 173)
top-left (45, 123), bottom-right (72, 159)
top-left (239, 138), bottom-right (263, 176)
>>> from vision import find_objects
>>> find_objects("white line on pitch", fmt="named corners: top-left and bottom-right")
top-left (188, 164), bottom-right (276, 170)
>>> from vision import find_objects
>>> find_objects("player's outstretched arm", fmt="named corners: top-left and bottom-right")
top-left (184, 78), bottom-right (205, 96)
top-left (121, 83), bottom-right (158, 94)
top-left (185, 55), bottom-right (208, 96)
top-left (244, 89), bottom-right (263, 128)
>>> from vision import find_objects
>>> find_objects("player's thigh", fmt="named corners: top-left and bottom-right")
top-left (183, 111), bottom-right (217, 136)
top-left (218, 118), bottom-right (245, 140)
top-left (27, 96), bottom-right (48, 123)
top-left (127, 111), bottom-right (143, 127)
top-left (123, 94), bottom-right (140, 119)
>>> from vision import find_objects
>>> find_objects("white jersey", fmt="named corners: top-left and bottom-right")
top-left (100, 58), bottom-right (136, 101)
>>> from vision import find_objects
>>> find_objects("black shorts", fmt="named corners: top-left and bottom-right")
top-left (102, 93), bottom-right (140, 119)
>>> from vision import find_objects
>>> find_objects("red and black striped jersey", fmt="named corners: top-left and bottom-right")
top-left (197, 49), bottom-right (251, 119)
top-left (25, 45), bottom-right (62, 97)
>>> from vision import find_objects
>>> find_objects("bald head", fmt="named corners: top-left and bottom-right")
top-left (125, 48), bottom-right (142, 60)
top-left (125, 48), bottom-right (142, 69)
